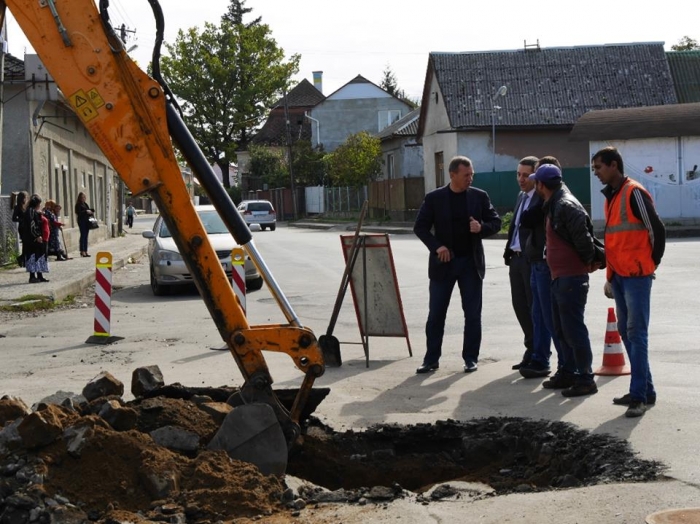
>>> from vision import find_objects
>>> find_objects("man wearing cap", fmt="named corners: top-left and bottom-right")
top-left (592, 146), bottom-right (665, 418)
top-left (530, 163), bottom-right (603, 397)
top-left (414, 155), bottom-right (501, 374)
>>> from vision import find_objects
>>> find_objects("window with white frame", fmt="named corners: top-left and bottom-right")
top-left (378, 110), bottom-right (402, 131)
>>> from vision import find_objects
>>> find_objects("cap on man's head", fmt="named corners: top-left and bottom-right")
top-left (529, 164), bottom-right (562, 183)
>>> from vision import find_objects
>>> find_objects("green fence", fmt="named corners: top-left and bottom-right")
top-left (473, 168), bottom-right (591, 211)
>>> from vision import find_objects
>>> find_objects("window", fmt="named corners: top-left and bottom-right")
top-left (434, 152), bottom-right (444, 187)
top-left (378, 110), bottom-right (402, 131)
top-left (387, 154), bottom-right (395, 179)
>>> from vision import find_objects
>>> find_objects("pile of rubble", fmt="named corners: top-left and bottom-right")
top-left (0, 367), bottom-right (297, 523)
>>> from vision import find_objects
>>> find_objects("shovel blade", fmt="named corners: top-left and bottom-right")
top-left (319, 334), bottom-right (342, 367)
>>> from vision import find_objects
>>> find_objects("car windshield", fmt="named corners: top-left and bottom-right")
top-left (158, 211), bottom-right (229, 238)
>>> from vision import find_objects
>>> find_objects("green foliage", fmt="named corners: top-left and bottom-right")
top-left (248, 145), bottom-right (289, 188)
top-left (225, 185), bottom-right (242, 205)
top-left (222, 0), bottom-right (261, 26)
top-left (325, 131), bottom-right (382, 187)
top-left (292, 140), bottom-right (326, 186)
top-left (500, 211), bottom-right (513, 234)
top-left (671, 36), bottom-right (700, 51)
top-left (379, 64), bottom-right (418, 109)
top-left (159, 11), bottom-right (299, 187)
top-left (0, 232), bottom-right (19, 267)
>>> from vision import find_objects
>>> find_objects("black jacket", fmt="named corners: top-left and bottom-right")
top-left (504, 191), bottom-right (543, 264)
top-left (414, 185), bottom-right (501, 280)
top-left (542, 184), bottom-right (604, 267)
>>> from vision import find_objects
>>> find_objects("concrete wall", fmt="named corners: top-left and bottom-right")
top-left (380, 136), bottom-right (423, 180)
top-left (589, 137), bottom-right (700, 222)
top-left (311, 96), bottom-right (412, 152)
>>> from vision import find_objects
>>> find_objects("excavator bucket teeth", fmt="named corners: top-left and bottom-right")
top-left (319, 334), bottom-right (342, 367)
top-left (208, 403), bottom-right (287, 476)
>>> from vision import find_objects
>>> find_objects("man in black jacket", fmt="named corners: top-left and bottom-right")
top-left (530, 164), bottom-right (602, 397)
top-left (414, 156), bottom-right (501, 374)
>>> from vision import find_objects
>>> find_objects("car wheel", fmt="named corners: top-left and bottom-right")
top-left (246, 276), bottom-right (264, 291)
top-left (150, 265), bottom-right (170, 296)
top-left (260, 225), bottom-right (266, 231)
top-left (270, 224), bottom-right (276, 231)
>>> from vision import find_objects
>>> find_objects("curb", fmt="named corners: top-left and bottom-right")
top-left (50, 244), bottom-right (148, 303)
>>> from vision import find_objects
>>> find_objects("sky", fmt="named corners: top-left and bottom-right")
top-left (4, 0), bottom-right (699, 101)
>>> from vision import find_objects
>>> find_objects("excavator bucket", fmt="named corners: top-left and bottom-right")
top-left (208, 403), bottom-right (287, 476)
top-left (319, 335), bottom-right (342, 367)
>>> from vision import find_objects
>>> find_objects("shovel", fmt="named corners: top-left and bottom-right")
top-left (318, 200), bottom-right (368, 367)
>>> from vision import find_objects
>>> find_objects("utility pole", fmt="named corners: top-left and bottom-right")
top-left (115, 24), bottom-right (135, 235)
top-left (283, 90), bottom-right (297, 220)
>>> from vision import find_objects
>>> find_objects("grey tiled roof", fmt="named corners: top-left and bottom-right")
top-left (666, 51), bottom-right (700, 103)
top-left (376, 108), bottom-right (420, 140)
top-left (430, 43), bottom-right (677, 129)
top-left (3, 54), bottom-right (25, 81)
top-left (271, 79), bottom-right (325, 109)
top-left (570, 103), bottom-right (700, 141)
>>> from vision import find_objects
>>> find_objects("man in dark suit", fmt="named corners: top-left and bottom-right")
top-left (414, 156), bottom-right (502, 374)
top-left (504, 156), bottom-right (539, 371)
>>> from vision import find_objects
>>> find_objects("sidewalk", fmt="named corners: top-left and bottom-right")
top-left (0, 219), bottom-right (153, 306)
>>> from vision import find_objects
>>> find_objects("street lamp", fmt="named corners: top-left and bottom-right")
top-left (491, 85), bottom-right (508, 172)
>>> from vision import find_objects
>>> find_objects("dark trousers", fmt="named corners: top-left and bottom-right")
top-left (424, 255), bottom-right (483, 366)
top-left (530, 261), bottom-right (562, 368)
top-left (78, 221), bottom-right (90, 252)
top-left (551, 275), bottom-right (594, 385)
top-left (127, 215), bottom-right (134, 228)
top-left (508, 254), bottom-right (533, 362)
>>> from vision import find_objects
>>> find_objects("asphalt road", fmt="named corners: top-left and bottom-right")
top-left (2, 226), bottom-right (700, 523)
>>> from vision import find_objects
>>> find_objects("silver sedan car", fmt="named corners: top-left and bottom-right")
top-left (142, 205), bottom-right (263, 296)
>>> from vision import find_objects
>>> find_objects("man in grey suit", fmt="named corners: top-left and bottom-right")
top-left (504, 156), bottom-right (539, 370)
top-left (414, 156), bottom-right (501, 374)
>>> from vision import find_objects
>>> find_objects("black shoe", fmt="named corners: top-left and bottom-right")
top-left (613, 393), bottom-right (656, 406)
top-left (38, 277), bottom-right (50, 282)
top-left (561, 383), bottom-right (598, 397)
top-left (29, 277), bottom-right (39, 284)
top-left (463, 361), bottom-right (478, 373)
top-left (625, 401), bottom-right (647, 418)
top-left (519, 361), bottom-right (551, 379)
top-left (512, 360), bottom-right (528, 370)
top-left (542, 372), bottom-right (575, 389)
top-left (416, 362), bottom-right (439, 374)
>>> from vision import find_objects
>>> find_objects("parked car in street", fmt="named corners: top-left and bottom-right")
top-left (237, 200), bottom-right (276, 231)
top-left (142, 205), bottom-right (264, 296)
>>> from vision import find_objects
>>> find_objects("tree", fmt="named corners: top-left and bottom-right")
top-left (160, 19), bottom-right (299, 187)
top-left (325, 131), bottom-right (382, 187)
top-left (379, 64), bottom-right (418, 109)
top-left (671, 36), bottom-right (700, 51)
top-left (292, 140), bottom-right (326, 186)
top-left (248, 145), bottom-right (289, 188)
top-left (222, 0), bottom-right (261, 26)
top-left (380, 65), bottom-right (399, 96)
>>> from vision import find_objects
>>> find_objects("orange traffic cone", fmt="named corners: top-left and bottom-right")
top-left (595, 307), bottom-right (631, 376)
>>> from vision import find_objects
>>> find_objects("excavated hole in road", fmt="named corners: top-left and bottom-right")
top-left (288, 417), bottom-right (662, 495)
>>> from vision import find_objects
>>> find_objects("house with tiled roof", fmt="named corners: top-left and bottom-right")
top-left (309, 74), bottom-right (413, 153)
top-left (238, 78), bottom-right (325, 191)
top-left (375, 108), bottom-right (422, 180)
top-left (666, 51), bottom-right (700, 103)
top-left (417, 42), bottom-right (678, 205)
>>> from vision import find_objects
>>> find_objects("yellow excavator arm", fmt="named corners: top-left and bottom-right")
top-left (2, 0), bottom-right (324, 470)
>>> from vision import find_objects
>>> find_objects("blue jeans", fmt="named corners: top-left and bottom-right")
top-left (611, 274), bottom-right (655, 403)
top-left (78, 221), bottom-right (90, 252)
top-left (550, 275), bottom-right (594, 385)
top-left (424, 255), bottom-right (482, 365)
top-left (530, 261), bottom-right (562, 369)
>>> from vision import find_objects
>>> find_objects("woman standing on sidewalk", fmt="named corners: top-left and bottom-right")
top-left (44, 200), bottom-right (68, 261)
top-left (23, 194), bottom-right (50, 283)
top-left (11, 191), bottom-right (28, 267)
top-left (75, 192), bottom-right (94, 257)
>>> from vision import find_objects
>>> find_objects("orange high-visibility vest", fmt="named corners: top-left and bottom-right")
top-left (604, 178), bottom-right (655, 278)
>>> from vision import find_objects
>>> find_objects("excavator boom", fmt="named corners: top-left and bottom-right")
top-left (2, 0), bottom-right (325, 471)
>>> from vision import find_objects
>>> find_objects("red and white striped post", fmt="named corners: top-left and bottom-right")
top-left (231, 246), bottom-right (246, 315)
top-left (85, 252), bottom-right (123, 344)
